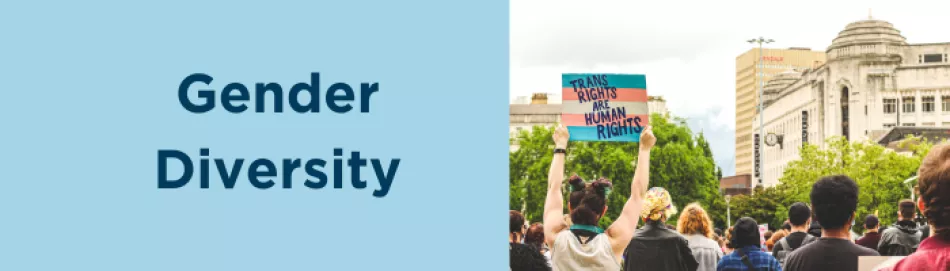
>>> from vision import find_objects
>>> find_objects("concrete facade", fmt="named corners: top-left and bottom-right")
top-left (752, 18), bottom-right (950, 186)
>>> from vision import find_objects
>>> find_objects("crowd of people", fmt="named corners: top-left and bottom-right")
top-left (510, 126), bottom-right (950, 271)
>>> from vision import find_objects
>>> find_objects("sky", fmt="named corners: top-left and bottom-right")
top-left (511, 0), bottom-right (950, 176)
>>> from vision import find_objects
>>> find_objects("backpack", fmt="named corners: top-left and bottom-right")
top-left (775, 234), bottom-right (815, 265)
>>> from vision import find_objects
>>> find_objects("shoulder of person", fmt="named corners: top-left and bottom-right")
top-left (879, 229), bottom-right (898, 241)
top-left (699, 236), bottom-right (721, 247)
top-left (855, 242), bottom-right (881, 256)
top-left (674, 233), bottom-right (692, 246)
top-left (773, 238), bottom-right (785, 249)
top-left (785, 242), bottom-right (809, 258)
top-left (881, 227), bottom-right (899, 235)
top-left (783, 248), bottom-right (802, 265)
top-left (885, 250), bottom-right (933, 271)
top-left (662, 228), bottom-right (687, 240)
top-left (802, 233), bottom-right (818, 244)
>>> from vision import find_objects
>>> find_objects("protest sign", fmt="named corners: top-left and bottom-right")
top-left (858, 256), bottom-right (904, 271)
top-left (561, 73), bottom-right (648, 142)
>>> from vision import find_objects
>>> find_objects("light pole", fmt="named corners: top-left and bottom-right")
top-left (725, 195), bottom-right (732, 225)
top-left (904, 176), bottom-right (918, 202)
top-left (748, 37), bottom-right (774, 185)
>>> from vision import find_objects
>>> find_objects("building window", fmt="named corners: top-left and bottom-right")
top-left (923, 122), bottom-right (936, 127)
top-left (924, 54), bottom-right (945, 63)
top-left (884, 123), bottom-right (896, 128)
top-left (924, 96), bottom-right (936, 112)
top-left (943, 96), bottom-right (950, 112)
top-left (903, 123), bottom-right (917, 127)
top-left (841, 87), bottom-right (850, 140)
top-left (883, 98), bottom-right (897, 114)
top-left (903, 97), bottom-right (916, 113)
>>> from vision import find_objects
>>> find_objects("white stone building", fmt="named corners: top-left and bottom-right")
top-left (753, 18), bottom-right (950, 186)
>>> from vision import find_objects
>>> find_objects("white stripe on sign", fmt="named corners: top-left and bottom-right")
top-left (562, 101), bottom-right (649, 115)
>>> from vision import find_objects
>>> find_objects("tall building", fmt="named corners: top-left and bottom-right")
top-left (752, 18), bottom-right (950, 186)
top-left (735, 48), bottom-right (826, 177)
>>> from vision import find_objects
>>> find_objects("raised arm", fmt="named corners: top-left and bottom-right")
top-left (543, 126), bottom-right (570, 245)
top-left (607, 126), bottom-right (655, 254)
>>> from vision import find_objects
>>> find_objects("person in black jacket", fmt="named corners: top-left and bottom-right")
top-left (878, 199), bottom-right (923, 256)
top-left (807, 216), bottom-right (822, 238)
top-left (621, 187), bottom-right (698, 271)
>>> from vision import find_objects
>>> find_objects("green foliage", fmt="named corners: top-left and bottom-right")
top-left (509, 127), bottom-right (556, 223)
top-left (510, 121), bottom-right (940, 233)
top-left (777, 136), bottom-right (935, 232)
top-left (509, 114), bottom-right (727, 229)
top-left (727, 185), bottom-right (786, 229)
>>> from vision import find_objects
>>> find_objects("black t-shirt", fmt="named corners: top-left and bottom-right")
top-left (783, 238), bottom-right (879, 271)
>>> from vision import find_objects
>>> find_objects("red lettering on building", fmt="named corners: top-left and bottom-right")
top-left (761, 56), bottom-right (784, 62)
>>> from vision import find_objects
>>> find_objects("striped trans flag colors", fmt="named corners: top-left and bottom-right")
top-left (561, 73), bottom-right (648, 142)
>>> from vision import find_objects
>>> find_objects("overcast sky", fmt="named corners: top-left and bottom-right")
top-left (511, 0), bottom-right (950, 175)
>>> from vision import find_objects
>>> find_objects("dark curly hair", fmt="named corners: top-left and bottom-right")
top-left (567, 174), bottom-right (613, 226)
top-left (510, 210), bottom-right (525, 239)
top-left (810, 175), bottom-right (859, 230)
top-left (918, 143), bottom-right (950, 239)
top-left (788, 202), bottom-right (811, 227)
top-left (524, 223), bottom-right (545, 253)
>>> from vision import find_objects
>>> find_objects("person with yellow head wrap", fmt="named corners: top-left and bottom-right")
top-left (640, 187), bottom-right (678, 222)
top-left (621, 187), bottom-right (697, 271)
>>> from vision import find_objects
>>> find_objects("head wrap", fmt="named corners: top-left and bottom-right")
top-left (641, 187), bottom-right (677, 221)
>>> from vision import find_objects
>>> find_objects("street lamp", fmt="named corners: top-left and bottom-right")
top-left (725, 195), bottom-right (732, 225)
top-left (748, 37), bottom-right (774, 185)
top-left (904, 176), bottom-right (918, 202)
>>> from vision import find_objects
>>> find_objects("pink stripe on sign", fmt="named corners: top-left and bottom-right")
top-left (562, 113), bottom-right (650, 127)
top-left (562, 87), bottom-right (648, 102)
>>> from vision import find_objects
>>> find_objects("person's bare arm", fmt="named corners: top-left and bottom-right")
top-left (543, 126), bottom-right (570, 246)
top-left (607, 126), bottom-right (655, 255)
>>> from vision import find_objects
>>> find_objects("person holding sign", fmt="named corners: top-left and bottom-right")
top-left (544, 125), bottom-right (655, 271)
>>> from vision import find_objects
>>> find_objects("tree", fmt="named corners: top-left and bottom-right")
top-left (509, 114), bottom-right (728, 229)
top-left (777, 136), bottom-right (935, 232)
top-left (727, 185), bottom-right (785, 229)
top-left (509, 127), bottom-right (556, 223)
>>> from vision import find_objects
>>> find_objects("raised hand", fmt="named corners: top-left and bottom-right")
top-left (639, 125), bottom-right (655, 150)
top-left (553, 126), bottom-right (570, 149)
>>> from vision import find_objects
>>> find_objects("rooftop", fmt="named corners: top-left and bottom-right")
top-left (829, 19), bottom-right (907, 51)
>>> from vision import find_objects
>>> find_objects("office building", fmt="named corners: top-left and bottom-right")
top-left (752, 18), bottom-right (950, 186)
top-left (735, 48), bottom-right (827, 177)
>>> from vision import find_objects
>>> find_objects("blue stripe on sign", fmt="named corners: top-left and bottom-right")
top-left (561, 74), bottom-right (647, 89)
top-left (567, 126), bottom-right (641, 142)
